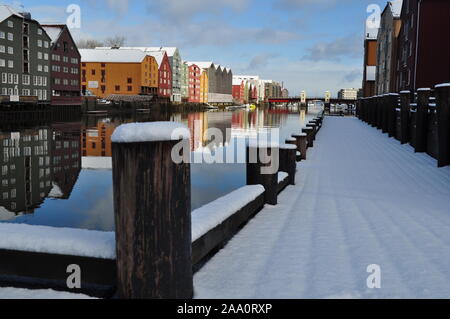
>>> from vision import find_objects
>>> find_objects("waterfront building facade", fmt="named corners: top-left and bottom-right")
top-left (181, 62), bottom-right (188, 102)
top-left (200, 69), bottom-right (209, 103)
top-left (187, 63), bottom-right (201, 103)
top-left (375, 1), bottom-right (402, 95)
top-left (0, 5), bottom-right (51, 102)
top-left (362, 24), bottom-right (378, 97)
top-left (42, 24), bottom-right (81, 105)
top-left (396, 0), bottom-right (450, 91)
top-left (189, 62), bottom-right (233, 104)
top-left (80, 49), bottom-right (158, 98)
top-left (338, 88), bottom-right (359, 100)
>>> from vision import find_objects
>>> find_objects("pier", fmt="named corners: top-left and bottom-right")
top-left (194, 116), bottom-right (450, 299)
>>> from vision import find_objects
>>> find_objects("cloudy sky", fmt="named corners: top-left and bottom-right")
top-left (6, 0), bottom-right (388, 97)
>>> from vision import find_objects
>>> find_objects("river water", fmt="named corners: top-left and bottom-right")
top-left (0, 106), bottom-right (320, 231)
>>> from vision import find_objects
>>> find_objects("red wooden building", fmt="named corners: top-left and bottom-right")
top-left (232, 79), bottom-right (244, 104)
top-left (396, 0), bottom-right (450, 91)
top-left (148, 51), bottom-right (172, 98)
top-left (42, 24), bottom-right (81, 105)
top-left (187, 63), bottom-right (201, 103)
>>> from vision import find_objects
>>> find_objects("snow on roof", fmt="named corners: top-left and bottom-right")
top-left (80, 49), bottom-right (147, 63)
top-left (0, 223), bottom-right (115, 259)
top-left (41, 25), bottom-right (64, 44)
top-left (188, 62), bottom-right (214, 70)
top-left (390, 0), bottom-right (403, 18)
top-left (97, 46), bottom-right (178, 57)
top-left (111, 122), bottom-right (190, 143)
top-left (144, 51), bottom-right (166, 67)
top-left (233, 79), bottom-right (243, 86)
top-left (0, 4), bottom-right (22, 23)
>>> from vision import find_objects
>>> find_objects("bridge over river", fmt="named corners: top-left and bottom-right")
top-left (194, 116), bottom-right (450, 299)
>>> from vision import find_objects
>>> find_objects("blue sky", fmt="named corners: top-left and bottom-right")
top-left (4, 0), bottom-right (388, 97)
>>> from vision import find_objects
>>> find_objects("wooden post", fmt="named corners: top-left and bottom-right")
top-left (111, 123), bottom-right (192, 299)
top-left (370, 97), bottom-right (376, 127)
top-left (306, 122), bottom-right (317, 141)
top-left (279, 144), bottom-right (297, 185)
top-left (435, 84), bottom-right (450, 167)
top-left (302, 127), bottom-right (314, 148)
top-left (381, 94), bottom-right (388, 134)
top-left (415, 88), bottom-right (431, 153)
top-left (286, 137), bottom-right (300, 161)
top-left (292, 133), bottom-right (307, 161)
top-left (387, 94), bottom-right (398, 137)
top-left (400, 91), bottom-right (410, 144)
top-left (247, 144), bottom-right (279, 205)
top-left (377, 96), bottom-right (383, 130)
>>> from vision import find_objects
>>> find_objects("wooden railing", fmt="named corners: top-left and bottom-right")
top-left (356, 84), bottom-right (450, 167)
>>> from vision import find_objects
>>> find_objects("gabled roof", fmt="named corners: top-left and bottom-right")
top-left (97, 46), bottom-right (179, 57)
top-left (0, 4), bottom-right (23, 23)
top-left (41, 25), bottom-right (65, 44)
top-left (80, 49), bottom-right (148, 63)
top-left (144, 51), bottom-right (167, 67)
top-left (188, 62), bottom-right (214, 70)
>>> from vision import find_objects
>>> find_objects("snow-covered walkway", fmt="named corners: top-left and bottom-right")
top-left (194, 116), bottom-right (450, 299)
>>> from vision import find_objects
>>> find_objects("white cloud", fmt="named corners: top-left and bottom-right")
top-left (301, 34), bottom-right (362, 62)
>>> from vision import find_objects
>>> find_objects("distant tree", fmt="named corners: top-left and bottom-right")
top-left (77, 39), bottom-right (104, 49)
top-left (104, 35), bottom-right (126, 48)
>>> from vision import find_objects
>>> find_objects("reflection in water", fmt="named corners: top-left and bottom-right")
top-left (0, 106), bottom-right (319, 231)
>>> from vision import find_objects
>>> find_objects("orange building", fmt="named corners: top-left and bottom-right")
top-left (80, 49), bottom-right (158, 98)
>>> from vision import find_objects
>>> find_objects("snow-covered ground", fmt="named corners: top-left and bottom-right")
top-left (194, 117), bottom-right (450, 299)
top-left (0, 287), bottom-right (95, 299)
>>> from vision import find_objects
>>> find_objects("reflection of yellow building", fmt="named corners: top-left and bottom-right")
top-left (81, 122), bottom-right (116, 157)
top-left (200, 71), bottom-right (209, 103)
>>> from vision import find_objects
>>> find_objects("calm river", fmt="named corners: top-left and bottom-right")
top-left (0, 106), bottom-right (320, 231)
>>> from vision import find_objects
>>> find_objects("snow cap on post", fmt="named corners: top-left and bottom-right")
top-left (111, 122), bottom-right (190, 143)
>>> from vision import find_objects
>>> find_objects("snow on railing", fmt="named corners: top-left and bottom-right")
top-left (0, 223), bottom-right (116, 259)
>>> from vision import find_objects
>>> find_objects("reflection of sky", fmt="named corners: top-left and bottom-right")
top-left (7, 170), bottom-right (115, 231)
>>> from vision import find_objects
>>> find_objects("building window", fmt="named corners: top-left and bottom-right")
top-left (7, 21), bottom-right (13, 28)
top-left (127, 86), bottom-right (132, 91)
top-left (127, 78), bottom-right (132, 84)
top-left (0, 59), bottom-right (4, 67)
top-left (7, 61), bottom-right (13, 68)
top-left (37, 39), bottom-right (42, 47)
top-left (91, 69), bottom-right (96, 75)
top-left (0, 32), bottom-right (5, 39)
top-left (7, 33), bottom-right (13, 41)
top-left (115, 85), bottom-right (120, 91)
top-left (0, 45), bottom-right (4, 53)
top-left (7, 47), bottom-right (13, 54)
top-left (38, 28), bottom-right (42, 35)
